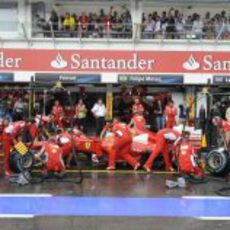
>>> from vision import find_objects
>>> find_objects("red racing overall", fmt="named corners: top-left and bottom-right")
top-left (52, 105), bottom-right (64, 128)
top-left (108, 121), bottom-right (139, 169)
top-left (178, 142), bottom-right (204, 177)
top-left (2, 131), bottom-right (13, 176)
top-left (132, 103), bottom-right (144, 115)
top-left (3, 121), bottom-right (26, 176)
top-left (131, 114), bottom-right (146, 131)
top-left (165, 105), bottom-right (177, 128)
top-left (57, 132), bottom-right (73, 158)
top-left (144, 128), bottom-right (180, 171)
top-left (43, 142), bottom-right (65, 172)
top-left (29, 123), bottom-right (38, 139)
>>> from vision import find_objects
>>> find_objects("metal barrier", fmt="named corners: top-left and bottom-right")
top-left (32, 22), bottom-right (133, 39)
top-left (0, 20), bottom-right (229, 42)
top-left (140, 23), bottom-right (230, 41)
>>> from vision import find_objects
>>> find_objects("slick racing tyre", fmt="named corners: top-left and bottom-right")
top-left (206, 148), bottom-right (230, 177)
top-left (9, 150), bottom-right (34, 173)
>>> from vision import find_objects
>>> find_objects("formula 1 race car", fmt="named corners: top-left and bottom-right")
top-left (10, 122), bottom-right (208, 176)
top-left (58, 128), bottom-right (157, 163)
top-left (7, 127), bottom-right (157, 182)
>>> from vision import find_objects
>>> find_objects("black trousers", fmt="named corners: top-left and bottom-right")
top-left (14, 112), bottom-right (23, 121)
top-left (96, 117), bottom-right (105, 136)
top-left (79, 118), bottom-right (87, 133)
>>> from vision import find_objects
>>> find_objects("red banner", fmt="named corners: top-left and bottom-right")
top-left (0, 49), bottom-right (230, 73)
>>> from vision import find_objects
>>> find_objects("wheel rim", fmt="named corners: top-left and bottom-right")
top-left (208, 152), bottom-right (224, 171)
top-left (20, 154), bottom-right (33, 169)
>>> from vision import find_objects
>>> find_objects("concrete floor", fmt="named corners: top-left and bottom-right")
top-left (0, 172), bottom-right (230, 230)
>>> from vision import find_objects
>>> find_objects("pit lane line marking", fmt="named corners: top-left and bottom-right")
top-left (32, 169), bottom-right (179, 174)
top-left (0, 194), bottom-right (52, 197)
top-left (0, 214), bottom-right (34, 219)
top-left (198, 217), bottom-right (230, 220)
top-left (183, 196), bottom-right (230, 200)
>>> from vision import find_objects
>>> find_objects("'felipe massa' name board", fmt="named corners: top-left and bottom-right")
top-left (118, 75), bottom-right (183, 84)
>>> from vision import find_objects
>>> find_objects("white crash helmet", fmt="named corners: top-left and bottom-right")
top-left (163, 132), bottom-right (177, 141)
top-left (173, 125), bottom-right (183, 134)
top-left (5, 124), bottom-right (14, 134)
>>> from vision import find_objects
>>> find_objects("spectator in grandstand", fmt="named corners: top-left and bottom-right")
top-left (154, 16), bottom-right (162, 39)
top-left (39, 6), bottom-right (132, 39)
top-left (192, 14), bottom-right (204, 39)
top-left (166, 9), bottom-right (176, 39)
top-left (72, 13), bottom-right (79, 30)
top-left (141, 8), bottom-right (230, 40)
top-left (79, 12), bottom-right (89, 37)
top-left (176, 15), bottom-right (186, 39)
top-left (185, 15), bottom-right (193, 32)
top-left (99, 8), bottom-right (106, 21)
top-left (204, 11), bottom-right (211, 25)
top-left (121, 10), bottom-right (132, 38)
top-left (225, 18), bottom-right (230, 39)
top-left (216, 17), bottom-right (228, 39)
top-left (221, 10), bottom-right (227, 20)
top-left (88, 14), bottom-right (100, 38)
top-left (35, 14), bottom-right (51, 37)
top-left (203, 13), bottom-right (213, 39)
top-left (161, 11), bottom-right (167, 25)
top-left (142, 14), bottom-right (155, 39)
top-left (104, 15), bottom-right (113, 38)
top-left (111, 14), bottom-right (123, 38)
top-left (213, 17), bottom-right (221, 38)
top-left (49, 9), bottom-right (59, 32)
top-left (63, 12), bottom-right (76, 31)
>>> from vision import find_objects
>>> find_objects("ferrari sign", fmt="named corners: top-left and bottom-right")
top-left (1, 49), bottom-right (230, 73)
top-left (85, 142), bottom-right (91, 150)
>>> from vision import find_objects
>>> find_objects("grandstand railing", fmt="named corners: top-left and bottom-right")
top-left (31, 21), bottom-right (230, 41)
top-left (140, 23), bottom-right (230, 41)
top-left (0, 21), bottom-right (229, 43)
top-left (32, 22), bottom-right (133, 39)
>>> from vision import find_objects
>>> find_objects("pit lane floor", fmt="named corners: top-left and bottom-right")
top-left (0, 171), bottom-right (230, 230)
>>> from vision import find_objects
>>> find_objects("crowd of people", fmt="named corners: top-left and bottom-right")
top-left (0, 90), bottom-right (205, 135)
top-left (34, 5), bottom-right (230, 40)
top-left (35, 7), bottom-right (132, 38)
top-left (0, 92), bottom-right (29, 122)
top-left (0, 94), bottom-right (204, 183)
top-left (142, 8), bottom-right (230, 39)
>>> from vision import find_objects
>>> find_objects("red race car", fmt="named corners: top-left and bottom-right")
top-left (49, 127), bottom-right (157, 165)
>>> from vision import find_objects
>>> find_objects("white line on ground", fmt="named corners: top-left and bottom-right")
top-left (182, 196), bottom-right (230, 199)
top-left (198, 217), bottom-right (230, 220)
top-left (0, 214), bottom-right (34, 219)
top-left (0, 194), bottom-right (52, 197)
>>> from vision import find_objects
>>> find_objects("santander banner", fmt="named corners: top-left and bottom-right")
top-left (1, 49), bottom-right (230, 73)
